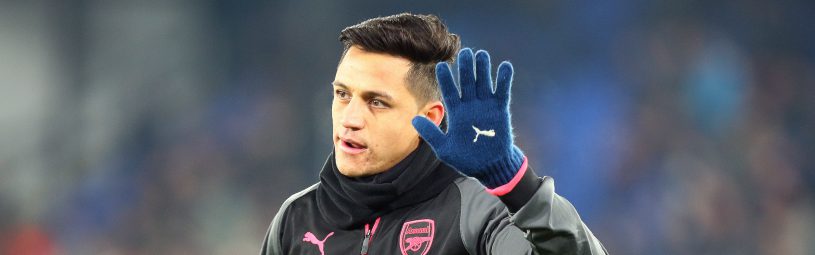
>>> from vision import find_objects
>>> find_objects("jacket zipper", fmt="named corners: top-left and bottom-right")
top-left (360, 217), bottom-right (381, 255)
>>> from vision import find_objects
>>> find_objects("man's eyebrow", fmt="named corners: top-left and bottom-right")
top-left (332, 82), bottom-right (394, 102)
top-left (332, 81), bottom-right (347, 88)
top-left (361, 90), bottom-right (394, 102)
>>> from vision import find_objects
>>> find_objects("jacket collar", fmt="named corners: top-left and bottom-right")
top-left (316, 141), bottom-right (461, 229)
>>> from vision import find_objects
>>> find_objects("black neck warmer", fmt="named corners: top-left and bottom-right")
top-left (316, 141), bottom-right (462, 229)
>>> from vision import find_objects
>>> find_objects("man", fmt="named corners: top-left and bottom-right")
top-left (261, 13), bottom-right (606, 254)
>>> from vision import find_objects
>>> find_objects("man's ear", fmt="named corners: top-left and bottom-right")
top-left (421, 101), bottom-right (445, 126)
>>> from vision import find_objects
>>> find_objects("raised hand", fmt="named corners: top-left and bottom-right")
top-left (412, 48), bottom-right (525, 188)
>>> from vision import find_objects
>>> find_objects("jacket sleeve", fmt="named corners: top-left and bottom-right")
top-left (457, 166), bottom-right (607, 255)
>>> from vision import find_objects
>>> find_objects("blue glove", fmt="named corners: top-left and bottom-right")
top-left (412, 48), bottom-right (525, 188)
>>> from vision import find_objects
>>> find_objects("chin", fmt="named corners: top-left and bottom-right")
top-left (336, 159), bottom-right (370, 177)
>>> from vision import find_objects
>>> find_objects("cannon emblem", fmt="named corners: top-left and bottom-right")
top-left (399, 219), bottom-right (435, 255)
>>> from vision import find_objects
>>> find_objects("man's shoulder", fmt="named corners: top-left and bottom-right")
top-left (452, 176), bottom-right (502, 203)
top-left (450, 176), bottom-right (508, 219)
top-left (270, 183), bottom-right (321, 220)
top-left (262, 182), bottom-right (321, 255)
top-left (282, 182), bottom-right (320, 208)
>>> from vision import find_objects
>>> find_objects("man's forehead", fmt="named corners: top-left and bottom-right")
top-left (332, 81), bottom-right (395, 101)
top-left (334, 47), bottom-right (413, 96)
top-left (338, 48), bottom-right (410, 77)
top-left (342, 46), bottom-right (412, 65)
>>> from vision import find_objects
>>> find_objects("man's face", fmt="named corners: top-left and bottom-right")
top-left (332, 46), bottom-right (424, 177)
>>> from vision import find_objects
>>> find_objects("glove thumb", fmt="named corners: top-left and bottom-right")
top-left (411, 116), bottom-right (446, 149)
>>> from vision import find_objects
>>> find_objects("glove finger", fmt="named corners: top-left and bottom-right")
top-left (496, 61), bottom-right (514, 102)
top-left (435, 62), bottom-right (461, 107)
top-left (411, 116), bottom-right (446, 149)
top-left (475, 50), bottom-right (494, 99)
top-left (457, 48), bottom-right (476, 101)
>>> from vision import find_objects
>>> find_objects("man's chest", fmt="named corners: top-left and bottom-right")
top-left (281, 190), bottom-right (466, 254)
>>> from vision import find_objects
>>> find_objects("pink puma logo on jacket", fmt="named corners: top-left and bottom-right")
top-left (303, 231), bottom-right (334, 255)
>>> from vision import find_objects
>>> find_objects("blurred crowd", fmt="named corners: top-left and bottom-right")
top-left (1, 0), bottom-right (812, 254)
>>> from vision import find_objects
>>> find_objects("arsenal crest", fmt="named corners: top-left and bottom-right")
top-left (399, 219), bottom-right (435, 255)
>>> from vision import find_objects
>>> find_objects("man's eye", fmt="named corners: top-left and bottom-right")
top-left (335, 90), bottom-right (350, 100)
top-left (369, 99), bottom-right (387, 108)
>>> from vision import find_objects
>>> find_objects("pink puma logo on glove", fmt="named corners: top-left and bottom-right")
top-left (303, 231), bottom-right (334, 255)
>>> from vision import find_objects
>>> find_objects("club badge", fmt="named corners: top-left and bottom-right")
top-left (399, 219), bottom-right (435, 255)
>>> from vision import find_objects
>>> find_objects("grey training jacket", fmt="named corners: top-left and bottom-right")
top-left (261, 167), bottom-right (608, 254)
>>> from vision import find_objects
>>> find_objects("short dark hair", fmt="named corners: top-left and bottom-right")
top-left (339, 13), bottom-right (461, 105)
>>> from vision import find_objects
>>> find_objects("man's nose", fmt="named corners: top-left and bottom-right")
top-left (341, 99), bottom-right (366, 130)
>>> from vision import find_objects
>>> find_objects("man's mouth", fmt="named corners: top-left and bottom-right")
top-left (338, 138), bottom-right (367, 154)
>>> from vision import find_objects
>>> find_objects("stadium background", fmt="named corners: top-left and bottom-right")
top-left (1, 0), bottom-right (813, 254)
